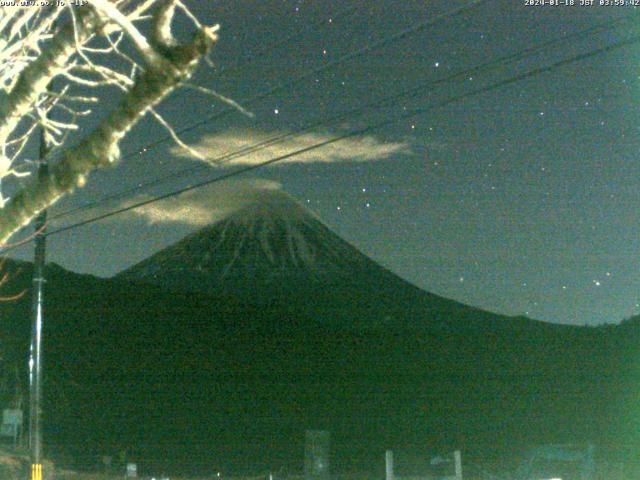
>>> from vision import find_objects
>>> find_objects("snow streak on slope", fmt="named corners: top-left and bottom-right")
top-left (118, 188), bottom-right (377, 292)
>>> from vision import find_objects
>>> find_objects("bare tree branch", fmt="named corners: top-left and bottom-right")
top-left (0, 1), bottom-right (224, 245)
top-left (0, 12), bottom-right (218, 244)
top-left (0, 8), bottom-right (98, 148)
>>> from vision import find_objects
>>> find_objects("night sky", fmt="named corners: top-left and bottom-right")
top-left (7, 0), bottom-right (640, 326)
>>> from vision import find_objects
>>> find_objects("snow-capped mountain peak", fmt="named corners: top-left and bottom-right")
top-left (117, 188), bottom-right (378, 293)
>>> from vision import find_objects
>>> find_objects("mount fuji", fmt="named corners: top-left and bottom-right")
top-left (117, 188), bottom-right (528, 332)
top-left (118, 188), bottom-right (411, 289)
top-left (118, 189), bottom-right (378, 291)
top-left (0, 188), bottom-right (631, 475)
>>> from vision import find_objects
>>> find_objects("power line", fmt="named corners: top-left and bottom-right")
top-left (49, 15), bottom-right (634, 223)
top-left (39, 33), bottom-right (640, 241)
top-left (112, 0), bottom-right (491, 159)
top-left (49, 0), bottom-right (490, 221)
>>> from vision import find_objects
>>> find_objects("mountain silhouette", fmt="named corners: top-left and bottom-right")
top-left (0, 190), bottom-right (636, 476)
top-left (118, 188), bottom-right (547, 334)
top-left (117, 189), bottom-right (425, 302)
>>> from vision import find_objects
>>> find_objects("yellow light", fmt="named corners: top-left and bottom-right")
top-left (31, 463), bottom-right (42, 480)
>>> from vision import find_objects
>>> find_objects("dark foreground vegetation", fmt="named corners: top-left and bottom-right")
top-left (0, 258), bottom-right (638, 477)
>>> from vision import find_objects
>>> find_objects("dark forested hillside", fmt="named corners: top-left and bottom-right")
top-left (0, 257), bottom-right (635, 476)
top-left (1, 192), bottom-right (638, 475)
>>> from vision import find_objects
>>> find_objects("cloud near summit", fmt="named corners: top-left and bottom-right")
top-left (99, 130), bottom-right (411, 228)
top-left (172, 128), bottom-right (412, 166)
top-left (125, 179), bottom-right (283, 227)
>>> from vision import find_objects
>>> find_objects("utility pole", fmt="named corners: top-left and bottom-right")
top-left (385, 450), bottom-right (394, 480)
top-left (29, 126), bottom-right (49, 480)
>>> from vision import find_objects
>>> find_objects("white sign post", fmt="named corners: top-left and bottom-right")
top-left (454, 450), bottom-right (462, 480)
top-left (0, 409), bottom-right (22, 447)
top-left (385, 450), bottom-right (394, 480)
top-left (126, 462), bottom-right (137, 477)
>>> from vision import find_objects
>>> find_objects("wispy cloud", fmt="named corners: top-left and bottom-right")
top-left (124, 178), bottom-right (283, 227)
top-left (67, 129), bottom-right (410, 229)
top-left (172, 128), bottom-right (412, 166)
